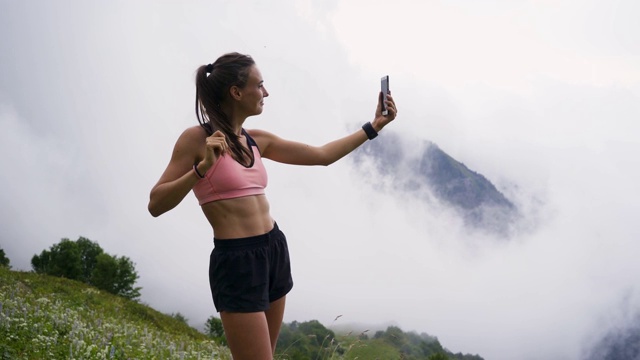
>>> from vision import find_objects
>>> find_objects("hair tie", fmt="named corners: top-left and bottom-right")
top-left (205, 64), bottom-right (214, 73)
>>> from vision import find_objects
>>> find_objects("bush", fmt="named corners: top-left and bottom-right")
top-left (0, 248), bottom-right (10, 269)
top-left (31, 237), bottom-right (141, 300)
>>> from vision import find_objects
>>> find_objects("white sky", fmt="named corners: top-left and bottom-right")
top-left (1, 1), bottom-right (639, 359)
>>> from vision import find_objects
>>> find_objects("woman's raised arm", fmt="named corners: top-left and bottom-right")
top-left (250, 93), bottom-right (397, 166)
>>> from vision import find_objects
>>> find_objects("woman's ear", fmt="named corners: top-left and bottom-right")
top-left (229, 86), bottom-right (242, 101)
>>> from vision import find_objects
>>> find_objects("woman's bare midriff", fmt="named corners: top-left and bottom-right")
top-left (200, 194), bottom-right (274, 239)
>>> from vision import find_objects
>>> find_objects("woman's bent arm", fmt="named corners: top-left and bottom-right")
top-left (148, 127), bottom-right (205, 217)
top-left (148, 168), bottom-right (202, 217)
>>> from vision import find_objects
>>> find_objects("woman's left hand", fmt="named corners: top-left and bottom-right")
top-left (373, 91), bottom-right (398, 131)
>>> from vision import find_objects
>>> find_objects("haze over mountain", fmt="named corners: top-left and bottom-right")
top-left (584, 310), bottom-right (640, 360)
top-left (354, 130), bottom-right (519, 236)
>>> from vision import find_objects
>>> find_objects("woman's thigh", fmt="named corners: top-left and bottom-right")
top-left (265, 296), bottom-right (286, 353)
top-left (220, 311), bottom-right (272, 360)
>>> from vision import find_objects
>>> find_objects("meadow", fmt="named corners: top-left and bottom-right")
top-left (0, 267), bottom-right (477, 360)
top-left (0, 267), bottom-right (231, 359)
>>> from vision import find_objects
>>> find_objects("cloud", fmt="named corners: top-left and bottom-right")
top-left (329, 0), bottom-right (640, 89)
top-left (1, 1), bottom-right (640, 359)
top-left (0, 102), bottom-right (108, 265)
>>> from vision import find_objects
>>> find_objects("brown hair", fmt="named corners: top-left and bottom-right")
top-left (195, 52), bottom-right (255, 166)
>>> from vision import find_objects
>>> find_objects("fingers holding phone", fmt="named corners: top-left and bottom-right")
top-left (377, 75), bottom-right (397, 123)
top-left (381, 75), bottom-right (390, 116)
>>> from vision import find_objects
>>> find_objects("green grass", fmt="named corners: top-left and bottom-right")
top-left (339, 337), bottom-right (399, 359)
top-left (0, 267), bottom-right (231, 359)
top-left (0, 267), bottom-right (475, 360)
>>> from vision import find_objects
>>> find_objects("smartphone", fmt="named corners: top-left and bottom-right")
top-left (381, 75), bottom-right (390, 115)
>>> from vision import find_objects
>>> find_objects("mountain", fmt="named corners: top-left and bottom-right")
top-left (584, 315), bottom-right (640, 360)
top-left (353, 131), bottom-right (518, 235)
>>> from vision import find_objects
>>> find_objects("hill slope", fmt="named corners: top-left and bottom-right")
top-left (0, 267), bottom-right (230, 359)
top-left (1, 267), bottom-right (487, 359)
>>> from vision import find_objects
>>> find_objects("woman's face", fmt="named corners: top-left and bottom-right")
top-left (238, 65), bottom-right (269, 116)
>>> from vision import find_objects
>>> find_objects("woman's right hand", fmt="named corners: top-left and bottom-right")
top-left (198, 130), bottom-right (227, 172)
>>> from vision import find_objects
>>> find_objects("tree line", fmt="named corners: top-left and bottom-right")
top-left (202, 316), bottom-right (484, 360)
top-left (1, 237), bottom-right (141, 301)
top-left (3, 243), bottom-right (485, 359)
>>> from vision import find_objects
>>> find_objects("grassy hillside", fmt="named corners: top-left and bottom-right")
top-left (1, 267), bottom-right (483, 359)
top-left (0, 267), bottom-right (231, 359)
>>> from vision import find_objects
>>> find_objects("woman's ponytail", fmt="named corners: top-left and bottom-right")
top-left (194, 53), bottom-right (256, 167)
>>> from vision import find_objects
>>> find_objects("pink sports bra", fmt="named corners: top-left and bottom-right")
top-left (192, 129), bottom-right (268, 205)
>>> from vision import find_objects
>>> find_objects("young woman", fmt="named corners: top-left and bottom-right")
top-left (148, 52), bottom-right (397, 359)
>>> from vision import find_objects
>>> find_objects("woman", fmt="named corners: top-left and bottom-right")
top-left (148, 52), bottom-right (397, 359)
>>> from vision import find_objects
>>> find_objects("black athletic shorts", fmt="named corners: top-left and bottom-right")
top-left (209, 222), bottom-right (294, 313)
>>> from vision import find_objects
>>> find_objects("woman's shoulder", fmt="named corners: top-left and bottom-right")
top-left (170, 125), bottom-right (208, 154)
top-left (245, 128), bottom-right (276, 148)
top-left (182, 125), bottom-right (208, 137)
top-left (177, 125), bottom-right (208, 143)
top-left (245, 128), bottom-right (278, 141)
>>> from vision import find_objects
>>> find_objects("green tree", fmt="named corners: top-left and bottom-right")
top-left (170, 312), bottom-right (188, 324)
top-left (428, 353), bottom-right (450, 360)
top-left (358, 331), bottom-right (369, 341)
top-left (369, 326), bottom-right (449, 359)
top-left (32, 239), bottom-right (82, 279)
top-left (298, 320), bottom-right (337, 348)
top-left (383, 326), bottom-right (406, 348)
top-left (276, 323), bottom-right (313, 360)
top-left (76, 237), bottom-right (104, 283)
top-left (0, 249), bottom-right (10, 269)
top-left (274, 320), bottom-right (342, 359)
top-left (90, 253), bottom-right (118, 292)
top-left (114, 256), bottom-right (141, 300)
top-left (91, 253), bottom-right (141, 300)
top-left (31, 237), bottom-right (141, 300)
top-left (205, 315), bottom-right (227, 346)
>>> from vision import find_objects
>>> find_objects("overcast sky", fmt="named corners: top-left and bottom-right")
top-left (1, 1), bottom-right (639, 359)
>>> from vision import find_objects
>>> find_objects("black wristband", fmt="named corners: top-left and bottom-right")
top-left (193, 164), bottom-right (206, 179)
top-left (362, 122), bottom-right (378, 140)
